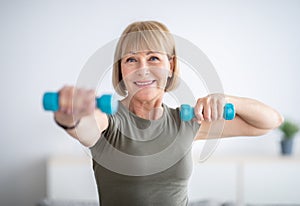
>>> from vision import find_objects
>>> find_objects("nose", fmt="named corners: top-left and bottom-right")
top-left (136, 59), bottom-right (150, 76)
top-left (136, 68), bottom-right (150, 77)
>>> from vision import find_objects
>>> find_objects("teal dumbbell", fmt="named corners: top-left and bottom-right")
top-left (42, 92), bottom-right (118, 115)
top-left (180, 103), bottom-right (235, 121)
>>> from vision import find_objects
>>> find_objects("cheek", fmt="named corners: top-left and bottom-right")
top-left (152, 67), bottom-right (170, 80)
top-left (121, 67), bottom-right (134, 80)
top-left (120, 67), bottom-right (130, 88)
top-left (121, 66), bottom-right (128, 77)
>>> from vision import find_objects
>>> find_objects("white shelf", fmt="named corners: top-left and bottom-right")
top-left (189, 155), bottom-right (300, 205)
top-left (47, 155), bottom-right (300, 204)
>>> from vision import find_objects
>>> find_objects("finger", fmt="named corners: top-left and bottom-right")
top-left (194, 99), bottom-right (204, 121)
top-left (58, 86), bottom-right (66, 112)
top-left (82, 89), bottom-right (96, 115)
top-left (73, 89), bottom-right (85, 115)
top-left (217, 98), bottom-right (225, 120)
top-left (211, 98), bottom-right (218, 121)
top-left (59, 86), bottom-right (72, 114)
top-left (192, 118), bottom-right (202, 124)
top-left (65, 87), bottom-right (74, 115)
top-left (73, 88), bottom-right (85, 115)
top-left (203, 102), bottom-right (211, 122)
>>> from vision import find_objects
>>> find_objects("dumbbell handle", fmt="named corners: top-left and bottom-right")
top-left (180, 103), bottom-right (235, 121)
top-left (42, 92), bottom-right (118, 115)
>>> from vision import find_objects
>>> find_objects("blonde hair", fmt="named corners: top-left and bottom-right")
top-left (112, 21), bottom-right (180, 96)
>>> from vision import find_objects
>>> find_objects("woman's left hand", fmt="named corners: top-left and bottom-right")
top-left (193, 94), bottom-right (226, 123)
top-left (194, 94), bottom-right (284, 140)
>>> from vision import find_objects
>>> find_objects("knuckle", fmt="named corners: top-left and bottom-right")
top-left (88, 91), bottom-right (95, 101)
top-left (196, 98), bottom-right (202, 105)
top-left (195, 112), bottom-right (202, 120)
top-left (204, 96), bottom-right (210, 103)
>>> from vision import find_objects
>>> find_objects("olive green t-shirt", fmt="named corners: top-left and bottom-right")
top-left (90, 102), bottom-right (200, 206)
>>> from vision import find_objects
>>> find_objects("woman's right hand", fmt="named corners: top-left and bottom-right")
top-left (54, 86), bottom-right (96, 127)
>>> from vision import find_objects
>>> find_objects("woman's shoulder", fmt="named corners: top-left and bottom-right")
top-left (163, 104), bottom-right (180, 119)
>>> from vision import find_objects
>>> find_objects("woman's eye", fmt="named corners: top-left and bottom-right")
top-left (149, 56), bottom-right (159, 61)
top-left (126, 57), bottom-right (136, 63)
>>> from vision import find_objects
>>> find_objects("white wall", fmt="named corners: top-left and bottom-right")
top-left (0, 0), bottom-right (299, 205)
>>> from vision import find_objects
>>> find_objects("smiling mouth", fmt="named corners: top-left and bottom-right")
top-left (134, 80), bottom-right (156, 87)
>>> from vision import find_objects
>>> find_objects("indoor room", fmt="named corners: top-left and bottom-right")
top-left (1, 0), bottom-right (299, 205)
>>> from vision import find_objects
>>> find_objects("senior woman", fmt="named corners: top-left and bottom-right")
top-left (53, 21), bottom-right (283, 206)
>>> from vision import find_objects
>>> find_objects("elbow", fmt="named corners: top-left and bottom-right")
top-left (261, 111), bottom-right (284, 131)
top-left (277, 114), bottom-right (285, 128)
top-left (252, 113), bottom-right (284, 136)
top-left (272, 112), bottom-right (284, 129)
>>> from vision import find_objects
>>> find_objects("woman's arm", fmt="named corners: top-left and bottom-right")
top-left (54, 86), bottom-right (108, 147)
top-left (193, 94), bottom-right (284, 140)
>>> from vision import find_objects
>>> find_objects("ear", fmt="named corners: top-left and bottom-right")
top-left (168, 56), bottom-right (175, 77)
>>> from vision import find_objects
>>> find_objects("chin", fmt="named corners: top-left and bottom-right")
top-left (131, 88), bottom-right (164, 102)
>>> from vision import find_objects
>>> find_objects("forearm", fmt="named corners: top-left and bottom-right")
top-left (55, 110), bottom-right (108, 147)
top-left (227, 96), bottom-right (284, 130)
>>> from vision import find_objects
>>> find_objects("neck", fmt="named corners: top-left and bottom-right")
top-left (121, 96), bottom-right (164, 120)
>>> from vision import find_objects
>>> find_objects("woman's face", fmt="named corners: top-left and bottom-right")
top-left (121, 50), bottom-right (174, 102)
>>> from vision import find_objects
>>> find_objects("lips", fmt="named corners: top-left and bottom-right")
top-left (134, 80), bottom-right (156, 87)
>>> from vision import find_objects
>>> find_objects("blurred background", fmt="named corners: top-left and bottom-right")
top-left (1, 0), bottom-right (300, 205)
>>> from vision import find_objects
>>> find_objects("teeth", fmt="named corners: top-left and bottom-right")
top-left (135, 80), bottom-right (154, 86)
